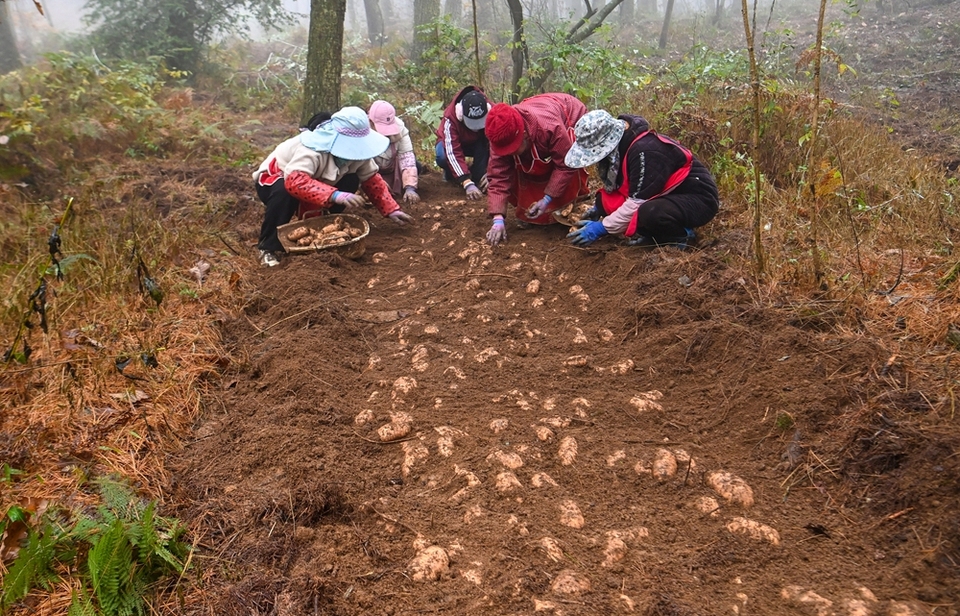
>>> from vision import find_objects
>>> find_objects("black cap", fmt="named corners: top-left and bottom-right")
top-left (461, 90), bottom-right (489, 131)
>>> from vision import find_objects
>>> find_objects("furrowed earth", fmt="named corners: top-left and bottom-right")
top-left (166, 166), bottom-right (957, 615)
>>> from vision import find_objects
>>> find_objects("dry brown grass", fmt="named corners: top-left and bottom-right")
top-left (0, 155), bottom-right (250, 612)
top-left (637, 84), bottom-right (960, 358)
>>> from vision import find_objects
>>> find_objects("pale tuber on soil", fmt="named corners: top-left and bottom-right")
top-left (285, 216), bottom-right (364, 248)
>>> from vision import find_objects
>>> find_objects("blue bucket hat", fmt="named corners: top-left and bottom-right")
top-left (300, 106), bottom-right (390, 160)
top-left (565, 109), bottom-right (625, 168)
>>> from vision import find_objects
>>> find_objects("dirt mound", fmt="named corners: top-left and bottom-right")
top-left (166, 172), bottom-right (956, 615)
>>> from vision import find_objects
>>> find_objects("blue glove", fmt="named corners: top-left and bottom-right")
top-left (567, 220), bottom-right (608, 246)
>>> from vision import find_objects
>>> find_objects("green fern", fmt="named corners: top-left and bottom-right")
top-left (0, 527), bottom-right (58, 609)
top-left (88, 518), bottom-right (134, 616)
top-left (2, 477), bottom-right (189, 616)
top-left (67, 588), bottom-right (98, 616)
top-left (95, 476), bottom-right (144, 519)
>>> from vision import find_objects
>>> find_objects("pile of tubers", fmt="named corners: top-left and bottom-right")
top-left (558, 202), bottom-right (593, 225)
top-left (286, 216), bottom-right (364, 248)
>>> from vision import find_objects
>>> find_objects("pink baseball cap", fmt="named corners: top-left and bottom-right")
top-left (368, 100), bottom-right (401, 136)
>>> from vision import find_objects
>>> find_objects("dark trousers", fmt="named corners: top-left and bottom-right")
top-left (435, 137), bottom-right (490, 184)
top-left (256, 174), bottom-right (360, 252)
top-left (633, 173), bottom-right (719, 240)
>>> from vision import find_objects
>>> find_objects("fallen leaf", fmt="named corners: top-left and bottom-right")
top-left (189, 260), bottom-right (211, 285)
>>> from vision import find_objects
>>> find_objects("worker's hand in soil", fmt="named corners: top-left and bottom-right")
top-left (486, 215), bottom-right (506, 246)
top-left (402, 187), bottom-right (421, 204)
top-left (581, 205), bottom-right (603, 222)
top-left (567, 219), bottom-right (608, 246)
top-left (388, 210), bottom-right (414, 225)
top-left (332, 190), bottom-right (365, 208)
top-left (526, 195), bottom-right (553, 219)
top-left (464, 181), bottom-right (483, 200)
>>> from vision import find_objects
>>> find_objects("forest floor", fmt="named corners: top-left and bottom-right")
top-left (160, 4), bottom-right (960, 615)
top-left (2, 2), bottom-right (958, 615)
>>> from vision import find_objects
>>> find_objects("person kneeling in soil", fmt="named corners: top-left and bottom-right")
top-left (368, 100), bottom-right (421, 204)
top-left (435, 86), bottom-right (493, 200)
top-left (253, 106), bottom-right (414, 267)
top-left (483, 93), bottom-right (591, 247)
top-left (564, 109), bottom-right (719, 249)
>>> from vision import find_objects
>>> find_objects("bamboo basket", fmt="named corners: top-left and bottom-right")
top-left (277, 213), bottom-right (370, 260)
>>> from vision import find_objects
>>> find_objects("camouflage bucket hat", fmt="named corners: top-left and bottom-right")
top-left (564, 109), bottom-right (625, 169)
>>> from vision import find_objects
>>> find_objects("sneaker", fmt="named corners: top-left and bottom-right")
top-left (259, 249), bottom-right (280, 267)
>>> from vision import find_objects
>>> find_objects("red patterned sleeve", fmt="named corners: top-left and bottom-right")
top-left (285, 170), bottom-right (338, 207)
top-left (361, 173), bottom-right (400, 216)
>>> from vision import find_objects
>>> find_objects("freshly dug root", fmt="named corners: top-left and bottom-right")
top-left (706, 470), bottom-right (755, 508)
top-left (557, 202), bottom-right (593, 226)
top-left (652, 448), bottom-right (678, 482)
top-left (559, 500), bottom-right (584, 528)
top-left (287, 226), bottom-right (311, 241)
top-left (408, 545), bottom-right (449, 581)
top-left (286, 215), bottom-right (365, 249)
top-left (558, 436), bottom-right (578, 465)
top-left (540, 537), bottom-right (564, 562)
top-left (727, 517), bottom-right (780, 545)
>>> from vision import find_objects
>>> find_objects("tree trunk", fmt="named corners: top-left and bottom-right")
top-left (0, 1), bottom-right (22, 74)
top-left (475, 0), bottom-right (494, 32)
top-left (363, 0), bottom-right (385, 44)
top-left (712, 0), bottom-right (724, 24)
top-left (412, 0), bottom-right (441, 63)
top-left (638, 0), bottom-right (657, 17)
top-left (505, 0), bottom-right (526, 103)
top-left (444, 0), bottom-right (462, 23)
top-left (303, 0), bottom-right (347, 125)
top-left (658, 0), bottom-right (675, 48)
top-left (346, 0), bottom-right (358, 33)
top-left (547, 0), bottom-right (558, 20)
top-left (620, 0), bottom-right (635, 25)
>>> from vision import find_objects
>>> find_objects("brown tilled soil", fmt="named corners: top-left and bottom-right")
top-left (167, 167), bottom-right (958, 615)
top-left (156, 3), bottom-right (960, 614)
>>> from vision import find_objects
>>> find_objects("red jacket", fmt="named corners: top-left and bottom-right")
top-left (486, 93), bottom-right (587, 217)
top-left (435, 86), bottom-right (491, 183)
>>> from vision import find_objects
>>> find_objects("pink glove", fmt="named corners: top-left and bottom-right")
top-left (464, 181), bottom-right (483, 200)
top-left (388, 210), bottom-right (414, 225)
top-left (332, 191), bottom-right (366, 208)
top-left (486, 215), bottom-right (506, 246)
top-left (403, 186), bottom-right (421, 204)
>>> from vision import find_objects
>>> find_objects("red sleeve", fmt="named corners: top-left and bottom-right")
top-left (438, 118), bottom-right (471, 182)
top-left (542, 97), bottom-right (585, 199)
top-left (286, 170), bottom-right (337, 207)
top-left (361, 173), bottom-right (400, 216)
top-left (485, 153), bottom-right (515, 217)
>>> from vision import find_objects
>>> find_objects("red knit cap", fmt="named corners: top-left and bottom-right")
top-left (486, 103), bottom-right (524, 156)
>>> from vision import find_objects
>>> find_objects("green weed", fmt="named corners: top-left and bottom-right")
top-left (1, 477), bottom-right (189, 614)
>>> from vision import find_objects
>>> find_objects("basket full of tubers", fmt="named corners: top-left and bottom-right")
top-left (277, 213), bottom-right (370, 259)
top-left (552, 200), bottom-right (595, 227)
